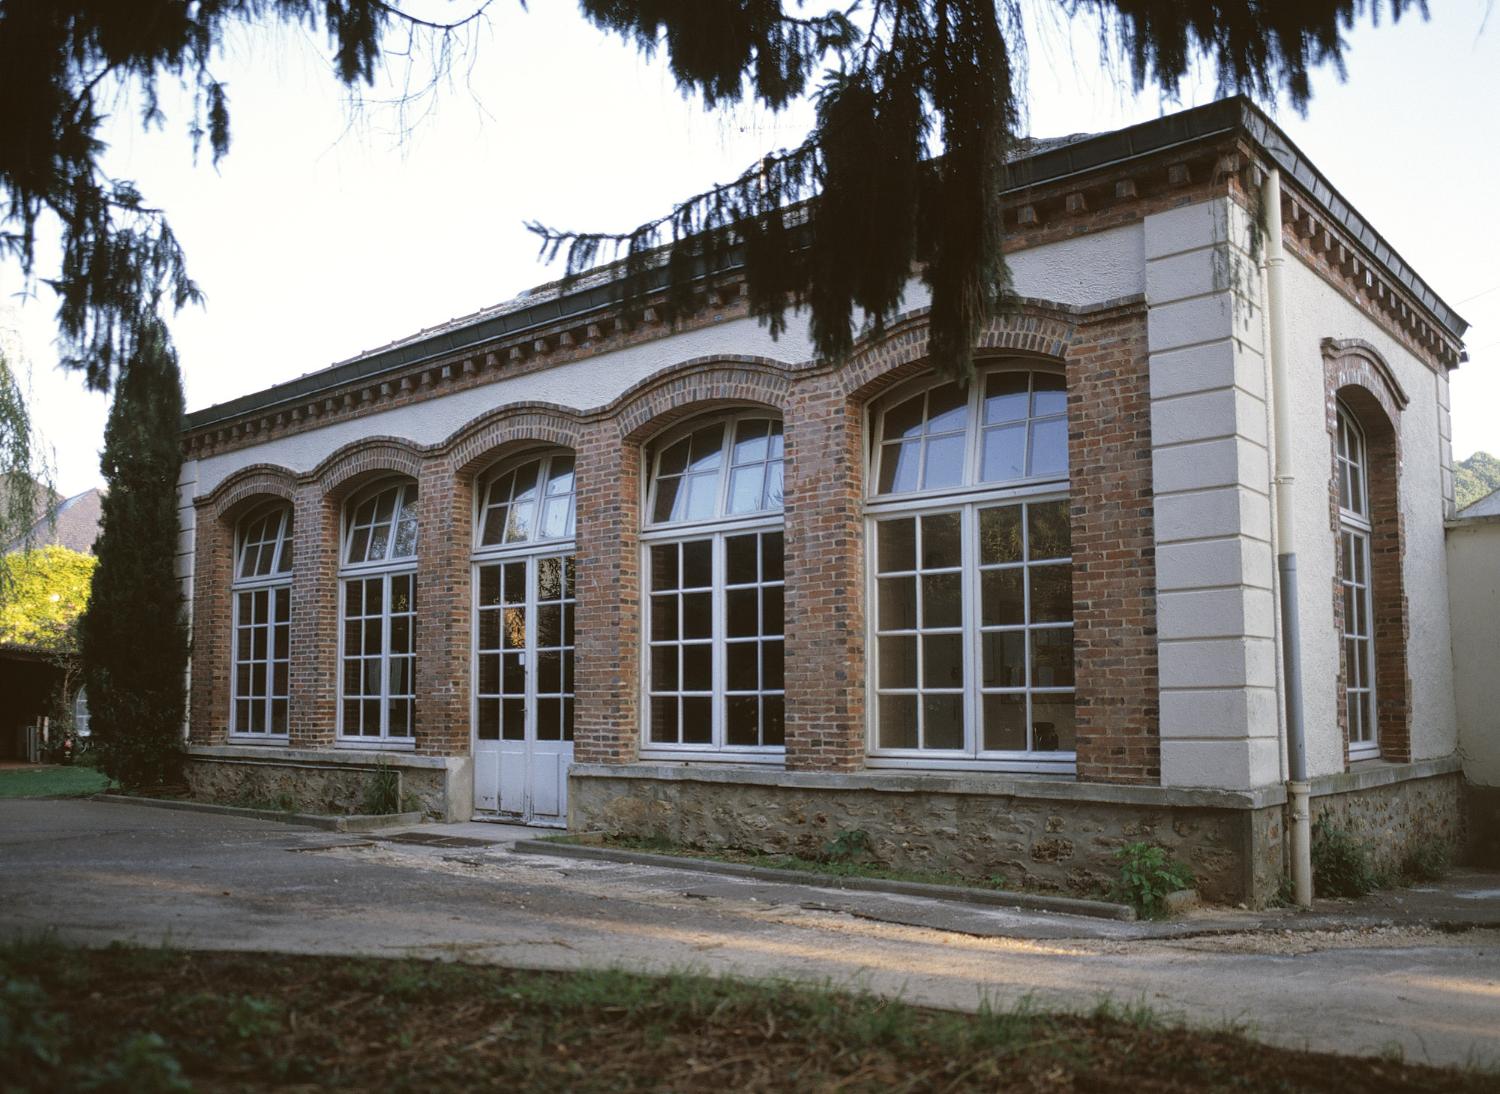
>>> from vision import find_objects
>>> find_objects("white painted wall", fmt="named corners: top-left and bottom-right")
top-left (1447, 515), bottom-right (1500, 785)
top-left (1278, 254), bottom-right (1459, 774)
top-left (1147, 198), bottom-right (1281, 791)
top-left (187, 224), bottom-right (1145, 499)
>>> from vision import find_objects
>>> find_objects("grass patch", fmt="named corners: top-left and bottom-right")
top-left (0, 765), bottom-right (111, 799)
top-left (549, 833), bottom-right (1111, 901)
top-left (2, 939), bottom-right (1491, 1092)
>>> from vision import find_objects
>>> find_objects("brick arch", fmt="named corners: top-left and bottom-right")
top-left (838, 300), bottom-right (1079, 402)
top-left (443, 404), bottom-right (585, 477)
top-left (313, 437), bottom-right (425, 501)
top-left (611, 360), bottom-right (792, 443)
top-left (201, 465), bottom-right (298, 523)
top-left (1323, 341), bottom-right (1410, 766)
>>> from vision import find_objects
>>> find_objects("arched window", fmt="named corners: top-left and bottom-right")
top-left (472, 452), bottom-right (578, 813)
top-left (1336, 404), bottom-right (1377, 757)
top-left (339, 480), bottom-right (417, 743)
top-left (867, 367), bottom-right (1073, 770)
top-left (231, 502), bottom-right (292, 737)
top-left (643, 412), bottom-right (785, 756)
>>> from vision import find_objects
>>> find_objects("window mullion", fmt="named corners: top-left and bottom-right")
top-left (962, 504), bottom-right (980, 757)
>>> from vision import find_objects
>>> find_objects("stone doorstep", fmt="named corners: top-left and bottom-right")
top-left (511, 838), bottom-right (1139, 922)
top-left (90, 793), bottom-right (423, 833)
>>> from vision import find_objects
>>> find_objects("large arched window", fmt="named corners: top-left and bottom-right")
top-left (867, 367), bottom-right (1073, 771)
top-left (471, 451), bottom-right (578, 819)
top-left (1336, 404), bottom-right (1377, 758)
top-left (642, 412), bottom-right (784, 756)
top-left (230, 502), bottom-right (292, 738)
top-left (339, 479), bottom-right (417, 743)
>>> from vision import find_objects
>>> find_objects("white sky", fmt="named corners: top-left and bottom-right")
top-left (3, 1), bottom-right (1497, 495)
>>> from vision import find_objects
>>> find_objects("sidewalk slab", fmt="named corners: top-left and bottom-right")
top-left (91, 792), bottom-right (423, 832)
top-left (512, 838), bottom-right (1139, 921)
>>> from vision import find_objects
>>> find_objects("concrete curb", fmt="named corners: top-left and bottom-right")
top-left (513, 839), bottom-right (1138, 922)
top-left (90, 793), bottom-right (422, 832)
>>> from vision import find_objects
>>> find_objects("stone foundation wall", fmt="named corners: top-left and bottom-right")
top-left (182, 746), bottom-right (470, 820)
top-left (1307, 765), bottom-right (1465, 876)
top-left (570, 765), bottom-right (1270, 903)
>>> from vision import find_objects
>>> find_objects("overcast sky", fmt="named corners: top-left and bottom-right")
top-left (3, 1), bottom-right (1497, 495)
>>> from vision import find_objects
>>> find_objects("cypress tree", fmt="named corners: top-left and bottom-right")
top-left (78, 319), bottom-right (189, 789)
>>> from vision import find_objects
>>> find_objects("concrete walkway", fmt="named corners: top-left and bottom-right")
top-left (3, 798), bottom-right (1498, 1067)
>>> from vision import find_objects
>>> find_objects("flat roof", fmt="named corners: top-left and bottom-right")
top-left (184, 96), bottom-right (1468, 432)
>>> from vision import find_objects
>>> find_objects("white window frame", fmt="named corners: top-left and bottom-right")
top-left (229, 503), bottom-right (293, 741)
top-left (640, 411), bottom-right (786, 761)
top-left (337, 480), bottom-right (418, 748)
top-left (864, 365), bottom-right (1075, 773)
top-left (1336, 404), bottom-right (1379, 759)
top-left (471, 450), bottom-right (578, 749)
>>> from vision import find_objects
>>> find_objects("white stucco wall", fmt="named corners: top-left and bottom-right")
top-left (1278, 254), bottom-right (1459, 774)
top-left (1447, 515), bottom-right (1500, 785)
top-left (188, 224), bottom-right (1145, 500)
top-left (1146, 198), bottom-right (1280, 791)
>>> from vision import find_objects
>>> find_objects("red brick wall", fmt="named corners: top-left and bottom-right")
top-left (187, 302), bottom-right (1160, 785)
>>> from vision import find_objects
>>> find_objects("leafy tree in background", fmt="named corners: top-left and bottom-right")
top-left (0, 345), bottom-right (53, 572)
top-left (76, 319), bottom-right (189, 789)
top-left (1455, 451), bottom-right (1500, 510)
top-left (1, 1), bottom-right (1424, 392)
top-left (0, 544), bottom-right (95, 648)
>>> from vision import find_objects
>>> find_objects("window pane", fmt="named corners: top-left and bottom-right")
top-left (650, 544), bottom-right (679, 592)
top-left (1031, 629), bottom-right (1075, 688)
top-left (922, 434), bottom-right (965, 490)
top-left (878, 440), bottom-right (920, 494)
top-left (983, 631), bottom-right (1026, 688)
top-left (682, 644), bottom-right (712, 690)
top-left (1030, 565), bottom-right (1072, 623)
top-left (926, 383), bottom-right (966, 433)
top-left (681, 697), bottom-right (712, 743)
top-left (763, 696), bottom-right (785, 747)
top-left (651, 594), bottom-right (679, 641)
top-left (879, 635), bottom-right (917, 688)
top-left (921, 573), bottom-right (961, 629)
top-left (727, 588), bottom-right (758, 637)
top-left (726, 465), bottom-right (764, 514)
top-left (658, 436), bottom-right (690, 476)
top-left (1031, 373), bottom-right (1066, 417)
top-left (762, 585), bottom-right (784, 636)
top-left (878, 576), bottom-right (917, 630)
top-left (978, 506), bottom-right (1022, 564)
top-left (921, 513), bottom-right (961, 569)
top-left (682, 472), bottom-right (719, 521)
top-left (923, 694), bottom-right (964, 750)
top-left (762, 532), bottom-right (784, 582)
top-left (726, 534), bottom-right (758, 585)
top-left (727, 643), bottom-right (758, 691)
top-left (650, 698), bottom-right (679, 743)
top-left (878, 695), bottom-right (918, 748)
top-left (1027, 501), bottom-right (1071, 560)
top-left (687, 423), bottom-right (726, 472)
top-left (725, 696), bottom-right (760, 746)
top-left (980, 423), bottom-right (1026, 483)
top-left (882, 392), bottom-right (925, 440)
top-left (762, 641), bottom-right (784, 690)
top-left (1028, 417), bottom-right (1068, 478)
top-left (682, 593), bottom-right (711, 640)
top-left (651, 646), bottom-right (678, 691)
top-left (981, 568), bottom-right (1024, 626)
top-left (653, 476), bottom-right (682, 523)
top-left (984, 372), bottom-right (1029, 424)
top-left (762, 460), bottom-right (784, 510)
top-left (732, 419), bottom-right (770, 464)
top-left (1032, 697), bottom-right (1075, 752)
top-left (877, 518), bottom-right (915, 573)
top-left (983, 693), bottom-right (1027, 751)
top-left (923, 634), bottom-right (964, 688)
top-left (682, 540), bottom-right (712, 589)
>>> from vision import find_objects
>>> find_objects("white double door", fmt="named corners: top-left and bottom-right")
top-left (472, 552), bottom-right (575, 826)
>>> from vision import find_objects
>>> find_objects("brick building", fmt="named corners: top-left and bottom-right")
top-left (176, 98), bottom-right (1475, 904)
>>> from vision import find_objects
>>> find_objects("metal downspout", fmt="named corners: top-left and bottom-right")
top-left (1264, 167), bottom-right (1313, 907)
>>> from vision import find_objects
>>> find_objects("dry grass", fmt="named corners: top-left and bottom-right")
top-left (2, 941), bottom-right (1492, 1092)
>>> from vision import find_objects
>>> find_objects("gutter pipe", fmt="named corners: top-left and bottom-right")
top-left (1263, 166), bottom-right (1313, 907)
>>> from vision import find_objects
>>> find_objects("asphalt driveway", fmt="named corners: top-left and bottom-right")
top-left (3, 798), bottom-right (1498, 1067)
